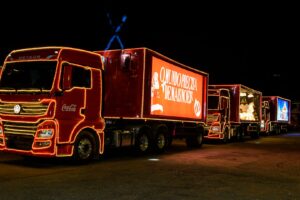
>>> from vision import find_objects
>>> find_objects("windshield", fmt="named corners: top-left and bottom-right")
top-left (208, 96), bottom-right (219, 109)
top-left (207, 113), bottom-right (220, 123)
top-left (0, 61), bottom-right (56, 91)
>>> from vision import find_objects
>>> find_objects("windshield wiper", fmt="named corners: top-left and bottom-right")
top-left (17, 87), bottom-right (46, 93)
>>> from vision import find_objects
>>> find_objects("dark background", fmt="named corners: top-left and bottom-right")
top-left (0, 1), bottom-right (298, 101)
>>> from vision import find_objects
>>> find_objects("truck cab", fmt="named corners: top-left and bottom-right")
top-left (261, 100), bottom-right (271, 134)
top-left (205, 84), bottom-right (262, 142)
top-left (205, 88), bottom-right (231, 142)
top-left (0, 47), bottom-right (105, 161)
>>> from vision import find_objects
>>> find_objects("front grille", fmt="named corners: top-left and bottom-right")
top-left (0, 102), bottom-right (48, 115)
top-left (3, 121), bottom-right (38, 150)
top-left (5, 134), bottom-right (34, 150)
top-left (3, 121), bottom-right (37, 136)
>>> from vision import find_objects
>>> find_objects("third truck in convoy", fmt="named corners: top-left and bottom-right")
top-left (205, 84), bottom-right (262, 142)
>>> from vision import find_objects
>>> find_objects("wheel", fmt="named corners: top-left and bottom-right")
top-left (73, 131), bottom-right (96, 162)
top-left (152, 126), bottom-right (169, 153)
top-left (265, 123), bottom-right (271, 135)
top-left (186, 130), bottom-right (203, 148)
top-left (222, 128), bottom-right (229, 143)
top-left (251, 131), bottom-right (260, 139)
top-left (276, 127), bottom-right (281, 135)
top-left (135, 128), bottom-right (151, 154)
top-left (236, 127), bottom-right (244, 142)
top-left (167, 135), bottom-right (173, 147)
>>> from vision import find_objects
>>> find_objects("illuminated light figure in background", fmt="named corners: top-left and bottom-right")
top-left (105, 13), bottom-right (127, 50)
top-left (281, 102), bottom-right (288, 120)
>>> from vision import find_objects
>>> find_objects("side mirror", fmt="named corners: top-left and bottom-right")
top-left (62, 64), bottom-right (72, 90)
top-left (121, 53), bottom-right (131, 70)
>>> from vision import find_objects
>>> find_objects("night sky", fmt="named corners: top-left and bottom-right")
top-left (0, 2), bottom-right (298, 101)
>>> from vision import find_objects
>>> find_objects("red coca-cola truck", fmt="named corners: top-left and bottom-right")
top-left (261, 96), bottom-right (291, 134)
top-left (205, 84), bottom-right (262, 142)
top-left (0, 47), bottom-right (208, 161)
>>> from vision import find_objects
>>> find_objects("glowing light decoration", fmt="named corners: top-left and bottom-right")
top-left (105, 13), bottom-right (127, 50)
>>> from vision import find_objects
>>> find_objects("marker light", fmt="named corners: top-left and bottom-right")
top-left (0, 127), bottom-right (4, 144)
top-left (148, 158), bottom-right (160, 162)
top-left (35, 141), bottom-right (51, 147)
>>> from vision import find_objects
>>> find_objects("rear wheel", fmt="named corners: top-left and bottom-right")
top-left (236, 127), bottom-right (244, 142)
top-left (251, 130), bottom-right (260, 139)
top-left (222, 128), bottom-right (230, 143)
top-left (152, 126), bottom-right (169, 153)
top-left (186, 130), bottom-right (203, 148)
top-left (135, 128), bottom-right (151, 154)
top-left (275, 127), bottom-right (281, 135)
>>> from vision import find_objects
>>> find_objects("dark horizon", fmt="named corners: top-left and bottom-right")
top-left (0, 2), bottom-right (298, 101)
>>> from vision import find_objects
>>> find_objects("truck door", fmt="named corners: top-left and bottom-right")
top-left (56, 63), bottom-right (90, 142)
top-left (220, 97), bottom-right (229, 123)
top-left (261, 101), bottom-right (270, 132)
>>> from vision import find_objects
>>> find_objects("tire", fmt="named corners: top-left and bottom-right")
top-left (266, 123), bottom-right (271, 135)
top-left (152, 126), bottom-right (168, 154)
top-left (251, 131), bottom-right (260, 139)
top-left (186, 130), bottom-right (203, 148)
top-left (236, 127), bottom-right (244, 142)
top-left (167, 135), bottom-right (173, 147)
top-left (222, 128), bottom-right (229, 143)
top-left (73, 131), bottom-right (96, 162)
top-left (135, 128), bottom-right (151, 154)
top-left (276, 127), bottom-right (281, 135)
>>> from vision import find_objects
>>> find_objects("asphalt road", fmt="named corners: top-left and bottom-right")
top-left (1, 133), bottom-right (300, 200)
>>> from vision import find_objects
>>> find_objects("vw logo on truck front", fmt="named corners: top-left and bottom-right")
top-left (14, 104), bottom-right (21, 114)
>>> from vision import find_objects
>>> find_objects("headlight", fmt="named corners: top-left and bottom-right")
top-left (261, 120), bottom-right (265, 128)
top-left (37, 129), bottom-right (53, 138)
top-left (211, 126), bottom-right (221, 132)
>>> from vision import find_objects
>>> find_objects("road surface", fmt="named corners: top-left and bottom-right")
top-left (1, 133), bottom-right (300, 200)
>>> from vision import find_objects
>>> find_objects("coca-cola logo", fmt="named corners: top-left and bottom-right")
top-left (62, 104), bottom-right (77, 112)
top-left (194, 99), bottom-right (201, 117)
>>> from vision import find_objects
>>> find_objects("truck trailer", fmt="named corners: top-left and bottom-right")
top-left (204, 84), bottom-right (262, 142)
top-left (0, 47), bottom-right (208, 161)
top-left (291, 101), bottom-right (300, 131)
top-left (261, 96), bottom-right (291, 134)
